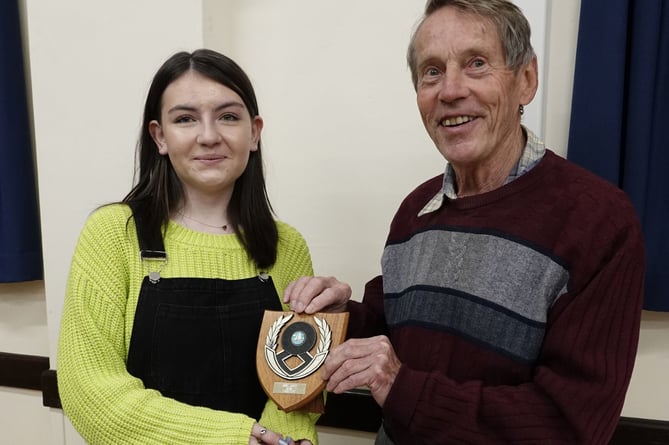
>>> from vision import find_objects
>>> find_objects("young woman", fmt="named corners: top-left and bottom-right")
top-left (58, 49), bottom-right (316, 445)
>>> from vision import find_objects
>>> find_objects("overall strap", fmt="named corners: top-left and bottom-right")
top-left (132, 209), bottom-right (167, 282)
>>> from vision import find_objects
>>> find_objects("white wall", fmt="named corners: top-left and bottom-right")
top-left (0, 282), bottom-right (51, 445)
top-left (202, 0), bottom-right (549, 303)
top-left (1, 0), bottom-right (667, 444)
top-left (25, 0), bottom-right (204, 368)
top-left (13, 1), bottom-right (203, 444)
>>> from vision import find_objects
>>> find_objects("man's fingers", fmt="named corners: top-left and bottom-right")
top-left (321, 336), bottom-right (400, 405)
top-left (322, 337), bottom-right (379, 379)
top-left (282, 276), bottom-right (311, 304)
top-left (283, 276), bottom-right (351, 314)
top-left (325, 354), bottom-right (371, 393)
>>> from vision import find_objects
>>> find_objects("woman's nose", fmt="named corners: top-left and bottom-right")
top-left (196, 121), bottom-right (222, 146)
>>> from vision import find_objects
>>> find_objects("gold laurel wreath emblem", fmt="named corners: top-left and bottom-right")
top-left (264, 313), bottom-right (332, 380)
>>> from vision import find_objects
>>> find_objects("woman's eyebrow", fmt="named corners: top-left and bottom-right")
top-left (166, 100), bottom-right (245, 114)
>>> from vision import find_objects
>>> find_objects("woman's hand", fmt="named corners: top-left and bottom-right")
top-left (249, 423), bottom-right (313, 445)
top-left (248, 423), bottom-right (286, 445)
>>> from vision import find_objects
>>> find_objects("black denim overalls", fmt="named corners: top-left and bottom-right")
top-left (126, 219), bottom-right (281, 419)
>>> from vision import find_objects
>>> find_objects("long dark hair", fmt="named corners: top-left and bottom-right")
top-left (122, 49), bottom-right (278, 269)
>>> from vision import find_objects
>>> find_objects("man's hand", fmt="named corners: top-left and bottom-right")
top-left (283, 276), bottom-right (351, 314)
top-left (321, 335), bottom-right (401, 406)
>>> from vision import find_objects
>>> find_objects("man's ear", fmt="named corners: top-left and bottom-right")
top-left (149, 120), bottom-right (167, 155)
top-left (519, 56), bottom-right (539, 106)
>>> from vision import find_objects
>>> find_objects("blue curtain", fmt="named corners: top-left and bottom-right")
top-left (568, 0), bottom-right (668, 311)
top-left (0, 0), bottom-right (43, 282)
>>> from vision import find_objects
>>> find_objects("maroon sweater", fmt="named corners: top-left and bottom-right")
top-left (347, 151), bottom-right (645, 444)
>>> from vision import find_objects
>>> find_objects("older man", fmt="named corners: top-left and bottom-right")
top-left (285, 1), bottom-right (645, 444)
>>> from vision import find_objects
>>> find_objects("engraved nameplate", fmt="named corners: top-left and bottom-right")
top-left (273, 382), bottom-right (307, 395)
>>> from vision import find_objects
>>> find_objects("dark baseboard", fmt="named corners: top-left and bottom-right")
top-left (2, 351), bottom-right (668, 443)
top-left (0, 351), bottom-right (49, 391)
top-left (41, 369), bottom-right (61, 409)
top-left (609, 417), bottom-right (669, 445)
top-left (318, 388), bottom-right (382, 432)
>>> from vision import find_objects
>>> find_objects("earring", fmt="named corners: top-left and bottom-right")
top-left (519, 104), bottom-right (525, 115)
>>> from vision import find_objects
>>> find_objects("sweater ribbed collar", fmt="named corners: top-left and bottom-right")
top-left (418, 126), bottom-right (546, 216)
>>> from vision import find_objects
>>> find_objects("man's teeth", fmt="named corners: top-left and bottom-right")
top-left (441, 116), bottom-right (473, 127)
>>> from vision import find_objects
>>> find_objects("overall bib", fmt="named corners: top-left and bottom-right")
top-left (126, 219), bottom-right (281, 420)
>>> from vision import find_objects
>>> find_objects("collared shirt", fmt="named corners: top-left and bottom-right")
top-left (418, 127), bottom-right (546, 217)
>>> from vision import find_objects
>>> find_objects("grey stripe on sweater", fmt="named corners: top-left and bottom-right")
top-left (382, 229), bottom-right (569, 362)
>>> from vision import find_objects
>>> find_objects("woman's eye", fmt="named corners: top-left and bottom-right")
top-left (174, 115), bottom-right (195, 123)
top-left (221, 113), bottom-right (239, 122)
top-left (426, 67), bottom-right (440, 77)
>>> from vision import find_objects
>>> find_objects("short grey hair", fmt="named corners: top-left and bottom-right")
top-left (407, 0), bottom-right (536, 89)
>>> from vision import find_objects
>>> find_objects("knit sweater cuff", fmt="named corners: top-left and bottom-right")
top-left (382, 365), bottom-right (426, 432)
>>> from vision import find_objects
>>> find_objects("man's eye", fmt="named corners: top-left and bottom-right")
top-left (471, 59), bottom-right (486, 68)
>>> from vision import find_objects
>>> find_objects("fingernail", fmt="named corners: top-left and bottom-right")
top-left (278, 440), bottom-right (288, 445)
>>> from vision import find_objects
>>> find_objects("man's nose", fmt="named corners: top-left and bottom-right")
top-left (437, 69), bottom-right (469, 103)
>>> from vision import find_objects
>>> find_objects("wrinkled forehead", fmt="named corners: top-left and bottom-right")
top-left (415, 7), bottom-right (503, 60)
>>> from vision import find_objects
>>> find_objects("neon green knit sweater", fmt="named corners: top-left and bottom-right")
top-left (58, 203), bottom-right (318, 444)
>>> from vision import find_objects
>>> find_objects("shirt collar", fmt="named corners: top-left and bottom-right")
top-left (418, 126), bottom-right (546, 217)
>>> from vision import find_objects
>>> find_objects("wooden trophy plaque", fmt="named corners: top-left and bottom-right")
top-left (256, 310), bottom-right (349, 413)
